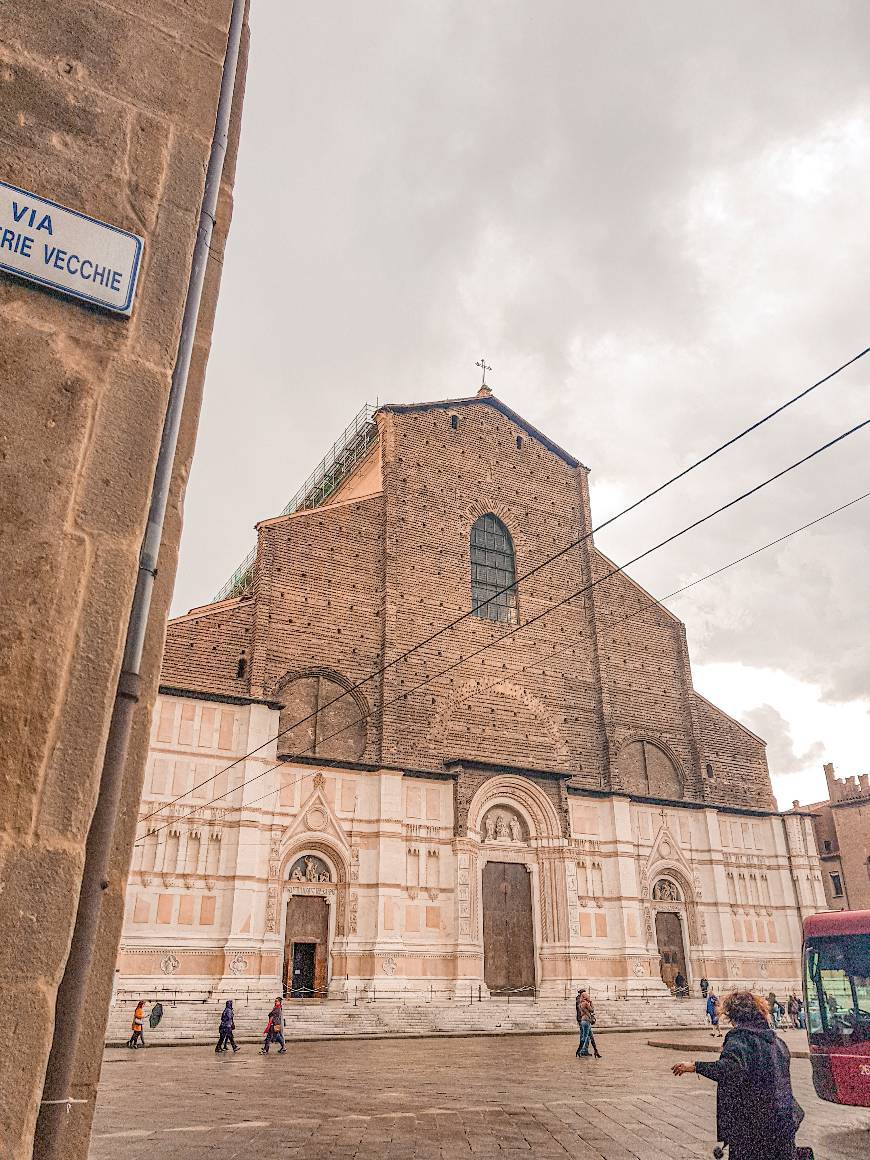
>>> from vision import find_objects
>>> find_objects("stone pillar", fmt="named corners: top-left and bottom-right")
top-left (0, 4), bottom-right (249, 1157)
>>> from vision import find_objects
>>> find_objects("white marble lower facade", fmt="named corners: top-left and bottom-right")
top-left (118, 693), bottom-right (827, 1004)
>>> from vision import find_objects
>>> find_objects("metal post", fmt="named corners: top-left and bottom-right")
top-left (33, 4), bottom-right (246, 1157)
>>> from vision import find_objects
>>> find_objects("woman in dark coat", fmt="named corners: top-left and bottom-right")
top-left (216, 1000), bottom-right (238, 1053)
top-left (672, 990), bottom-right (803, 1160)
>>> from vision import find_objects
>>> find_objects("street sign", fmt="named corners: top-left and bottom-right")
top-left (0, 180), bottom-right (143, 315)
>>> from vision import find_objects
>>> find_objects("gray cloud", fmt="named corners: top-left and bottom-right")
top-left (175, 0), bottom-right (870, 713)
top-left (742, 704), bottom-right (825, 778)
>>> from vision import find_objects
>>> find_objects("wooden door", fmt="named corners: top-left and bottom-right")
top-left (284, 895), bottom-right (329, 998)
top-left (291, 943), bottom-right (316, 996)
top-left (655, 911), bottom-right (687, 989)
top-left (482, 861), bottom-right (535, 994)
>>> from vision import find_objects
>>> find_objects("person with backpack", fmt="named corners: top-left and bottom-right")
top-left (671, 990), bottom-right (810, 1160)
top-left (127, 1000), bottom-right (146, 1049)
top-left (706, 991), bottom-right (722, 1036)
top-left (574, 988), bottom-right (601, 1058)
top-left (216, 1000), bottom-right (239, 1053)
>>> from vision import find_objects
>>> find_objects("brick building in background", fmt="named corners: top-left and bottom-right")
top-left (115, 389), bottom-right (825, 1032)
top-left (794, 762), bottom-right (870, 911)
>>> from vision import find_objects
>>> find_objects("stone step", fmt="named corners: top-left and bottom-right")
top-left (106, 996), bottom-right (707, 1046)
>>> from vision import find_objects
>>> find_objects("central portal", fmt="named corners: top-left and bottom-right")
top-left (655, 910), bottom-right (687, 990)
top-left (283, 895), bottom-right (329, 998)
top-left (482, 861), bottom-right (535, 994)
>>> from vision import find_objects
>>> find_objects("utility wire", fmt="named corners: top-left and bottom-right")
top-left (136, 418), bottom-right (868, 843)
top-left (177, 483), bottom-right (870, 834)
top-left (141, 344), bottom-right (870, 824)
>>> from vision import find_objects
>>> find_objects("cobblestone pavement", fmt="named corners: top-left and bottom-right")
top-left (89, 1031), bottom-right (870, 1159)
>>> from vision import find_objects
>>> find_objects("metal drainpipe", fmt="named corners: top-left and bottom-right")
top-left (33, 3), bottom-right (247, 1156)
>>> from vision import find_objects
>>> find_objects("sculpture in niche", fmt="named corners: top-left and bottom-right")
top-left (652, 878), bottom-right (681, 903)
top-left (481, 807), bottom-right (526, 844)
top-left (289, 854), bottom-right (331, 883)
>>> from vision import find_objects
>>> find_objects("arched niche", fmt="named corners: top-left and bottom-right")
top-left (467, 775), bottom-right (563, 844)
top-left (618, 739), bottom-right (683, 800)
top-left (652, 877), bottom-right (682, 903)
top-left (288, 854), bottom-right (332, 883)
top-left (480, 804), bottom-right (528, 845)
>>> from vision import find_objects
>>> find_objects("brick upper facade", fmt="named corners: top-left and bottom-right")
top-left (162, 390), bottom-right (774, 810)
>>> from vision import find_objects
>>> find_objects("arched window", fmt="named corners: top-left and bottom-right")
top-left (470, 513), bottom-right (517, 623)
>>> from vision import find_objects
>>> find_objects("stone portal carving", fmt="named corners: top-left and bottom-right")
top-left (481, 806), bottom-right (526, 844)
top-left (652, 878), bottom-right (681, 903)
top-left (289, 855), bottom-right (332, 883)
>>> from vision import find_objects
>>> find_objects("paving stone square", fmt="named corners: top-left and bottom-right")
top-left (89, 1031), bottom-right (870, 1159)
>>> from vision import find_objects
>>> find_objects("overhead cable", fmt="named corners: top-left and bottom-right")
top-left (141, 344), bottom-right (870, 823)
top-left (136, 418), bottom-right (868, 841)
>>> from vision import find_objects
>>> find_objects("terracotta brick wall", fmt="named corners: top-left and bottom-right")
top-left (590, 554), bottom-right (702, 796)
top-left (249, 493), bottom-right (387, 758)
top-left (161, 599), bottom-right (254, 697)
top-left (377, 402), bottom-right (605, 781)
top-left (694, 694), bottom-right (774, 809)
top-left (161, 394), bottom-right (775, 810)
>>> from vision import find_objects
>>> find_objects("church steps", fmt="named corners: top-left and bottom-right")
top-left (105, 996), bottom-right (707, 1046)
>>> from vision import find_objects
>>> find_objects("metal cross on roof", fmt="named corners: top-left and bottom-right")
top-left (475, 357), bottom-right (492, 386)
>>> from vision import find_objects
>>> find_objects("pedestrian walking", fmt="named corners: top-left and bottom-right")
top-left (260, 997), bottom-right (286, 1055)
top-left (671, 990), bottom-right (809, 1160)
top-left (127, 1000), bottom-right (146, 1049)
top-left (766, 991), bottom-right (780, 1027)
top-left (700, 976), bottom-right (710, 999)
top-left (788, 993), bottom-right (804, 1030)
top-left (574, 988), bottom-right (601, 1058)
top-left (216, 1000), bottom-right (239, 1053)
top-left (706, 992), bottom-right (722, 1036)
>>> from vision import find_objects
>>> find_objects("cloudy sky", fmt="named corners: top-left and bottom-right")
top-left (176, 0), bottom-right (870, 808)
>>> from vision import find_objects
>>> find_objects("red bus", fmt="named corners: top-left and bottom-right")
top-left (802, 909), bottom-right (870, 1106)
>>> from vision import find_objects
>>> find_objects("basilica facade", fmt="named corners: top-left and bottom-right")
top-left (118, 389), bottom-right (825, 1006)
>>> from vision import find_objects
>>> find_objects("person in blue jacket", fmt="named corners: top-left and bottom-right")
top-left (706, 991), bottom-right (722, 1036)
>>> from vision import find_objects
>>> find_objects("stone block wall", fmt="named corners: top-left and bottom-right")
top-left (117, 694), bottom-right (812, 1011)
top-left (0, 3), bottom-right (248, 1157)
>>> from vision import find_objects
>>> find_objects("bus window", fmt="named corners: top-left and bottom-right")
top-left (804, 934), bottom-right (870, 1049)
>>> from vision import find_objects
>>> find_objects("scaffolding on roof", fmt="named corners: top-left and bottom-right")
top-left (211, 403), bottom-right (378, 603)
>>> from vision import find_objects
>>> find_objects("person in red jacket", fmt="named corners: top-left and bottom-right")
top-left (260, 997), bottom-right (286, 1055)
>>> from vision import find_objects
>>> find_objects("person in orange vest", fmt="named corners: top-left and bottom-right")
top-left (127, 1000), bottom-right (146, 1049)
